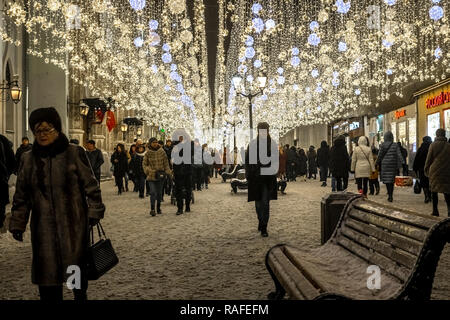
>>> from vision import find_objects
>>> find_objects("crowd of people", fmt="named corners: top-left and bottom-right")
top-left (276, 130), bottom-right (450, 216)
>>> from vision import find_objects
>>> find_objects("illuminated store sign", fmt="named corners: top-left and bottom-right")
top-left (426, 91), bottom-right (450, 109)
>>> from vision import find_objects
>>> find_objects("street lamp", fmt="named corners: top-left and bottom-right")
top-left (1, 75), bottom-right (22, 104)
top-left (224, 111), bottom-right (242, 151)
top-left (231, 73), bottom-right (267, 140)
top-left (121, 122), bottom-right (128, 141)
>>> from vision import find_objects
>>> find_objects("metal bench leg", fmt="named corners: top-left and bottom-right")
top-left (265, 244), bottom-right (287, 300)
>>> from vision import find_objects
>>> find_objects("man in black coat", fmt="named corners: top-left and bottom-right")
top-left (85, 140), bottom-right (104, 183)
top-left (317, 140), bottom-right (330, 187)
top-left (413, 136), bottom-right (433, 203)
top-left (0, 134), bottom-right (16, 228)
top-left (397, 142), bottom-right (408, 176)
top-left (14, 137), bottom-right (32, 174)
top-left (172, 131), bottom-right (194, 215)
top-left (245, 122), bottom-right (278, 237)
top-left (163, 139), bottom-right (174, 197)
top-left (329, 135), bottom-right (350, 191)
top-left (287, 146), bottom-right (299, 181)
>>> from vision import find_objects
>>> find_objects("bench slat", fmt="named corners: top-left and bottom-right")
top-left (345, 218), bottom-right (422, 256)
top-left (268, 247), bottom-right (320, 299)
top-left (340, 225), bottom-right (417, 269)
top-left (348, 209), bottom-right (427, 242)
top-left (354, 201), bottom-right (436, 229)
top-left (336, 235), bottom-right (410, 283)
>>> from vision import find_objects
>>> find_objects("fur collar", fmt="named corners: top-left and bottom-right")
top-left (32, 133), bottom-right (69, 158)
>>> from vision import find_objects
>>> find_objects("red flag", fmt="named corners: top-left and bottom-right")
top-left (94, 109), bottom-right (105, 124)
top-left (106, 110), bottom-right (116, 132)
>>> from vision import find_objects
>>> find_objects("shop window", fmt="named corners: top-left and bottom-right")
top-left (445, 109), bottom-right (450, 139)
top-left (398, 121), bottom-right (406, 146)
top-left (427, 112), bottom-right (440, 140)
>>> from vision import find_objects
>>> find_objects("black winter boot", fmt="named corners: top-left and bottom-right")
top-left (157, 202), bottom-right (162, 214)
top-left (261, 225), bottom-right (268, 237)
top-left (176, 201), bottom-right (184, 215)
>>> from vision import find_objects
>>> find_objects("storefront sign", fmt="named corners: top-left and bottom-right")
top-left (426, 91), bottom-right (450, 109)
top-left (349, 121), bottom-right (360, 130)
top-left (395, 109), bottom-right (406, 119)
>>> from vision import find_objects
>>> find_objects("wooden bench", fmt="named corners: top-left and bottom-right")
top-left (265, 194), bottom-right (450, 300)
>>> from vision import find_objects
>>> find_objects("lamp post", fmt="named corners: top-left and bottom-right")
top-left (224, 111), bottom-right (242, 151)
top-left (231, 74), bottom-right (267, 140)
top-left (121, 122), bottom-right (128, 141)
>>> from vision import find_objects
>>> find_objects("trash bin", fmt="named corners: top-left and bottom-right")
top-left (320, 192), bottom-right (360, 245)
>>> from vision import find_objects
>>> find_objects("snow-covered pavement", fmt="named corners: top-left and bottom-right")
top-left (1, 177), bottom-right (449, 299)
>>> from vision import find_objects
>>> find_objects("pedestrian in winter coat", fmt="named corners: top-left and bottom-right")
top-left (424, 128), bottom-right (450, 217)
top-left (143, 137), bottom-right (172, 215)
top-left (376, 131), bottom-right (404, 202)
top-left (297, 148), bottom-right (308, 180)
top-left (307, 146), bottom-right (317, 179)
top-left (110, 143), bottom-right (128, 195)
top-left (245, 122), bottom-right (278, 237)
top-left (171, 130), bottom-right (194, 215)
top-left (129, 144), bottom-right (147, 198)
top-left (330, 135), bottom-right (350, 191)
top-left (287, 146), bottom-right (299, 181)
top-left (278, 145), bottom-right (287, 179)
top-left (413, 136), bottom-right (433, 203)
top-left (397, 142), bottom-right (408, 176)
top-left (14, 137), bottom-right (32, 174)
top-left (317, 141), bottom-right (330, 186)
top-left (351, 136), bottom-right (375, 196)
top-left (9, 107), bottom-right (105, 301)
top-left (0, 134), bottom-right (15, 229)
top-left (85, 140), bottom-right (104, 183)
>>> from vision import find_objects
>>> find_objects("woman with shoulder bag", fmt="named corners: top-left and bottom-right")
top-left (143, 137), bottom-right (172, 216)
top-left (351, 136), bottom-right (375, 197)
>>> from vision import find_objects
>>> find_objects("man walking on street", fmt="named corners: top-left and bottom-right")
top-left (14, 137), bottom-right (32, 174)
top-left (245, 122), bottom-right (278, 237)
top-left (86, 140), bottom-right (104, 183)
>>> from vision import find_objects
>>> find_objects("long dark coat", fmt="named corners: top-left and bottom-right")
top-left (317, 142), bottom-right (330, 167)
top-left (111, 151), bottom-right (128, 178)
top-left (425, 136), bottom-right (450, 193)
top-left (9, 134), bottom-right (105, 285)
top-left (297, 150), bottom-right (308, 176)
top-left (413, 140), bottom-right (432, 189)
top-left (245, 137), bottom-right (278, 202)
top-left (376, 132), bottom-right (404, 184)
top-left (329, 138), bottom-right (350, 178)
top-left (0, 134), bottom-right (16, 206)
top-left (307, 147), bottom-right (317, 174)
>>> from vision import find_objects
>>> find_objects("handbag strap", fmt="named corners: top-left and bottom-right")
top-left (90, 222), bottom-right (106, 244)
top-left (359, 147), bottom-right (373, 170)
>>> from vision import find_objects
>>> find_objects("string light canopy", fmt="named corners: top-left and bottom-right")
top-left (218, 0), bottom-right (449, 136)
top-left (1, 0), bottom-right (212, 136)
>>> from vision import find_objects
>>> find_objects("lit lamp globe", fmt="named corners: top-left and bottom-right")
top-left (10, 82), bottom-right (22, 104)
top-left (79, 102), bottom-right (89, 116)
top-left (257, 75), bottom-right (267, 88)
top-left (137, 127), bottom-right (142, 136)
top-left (121, 123), bottom-right (128, 132)
top-left (232, 75), bottom-right (242, 91)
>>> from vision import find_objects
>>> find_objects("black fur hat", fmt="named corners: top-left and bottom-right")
top-left (29, 107), bottom-right (62, 133)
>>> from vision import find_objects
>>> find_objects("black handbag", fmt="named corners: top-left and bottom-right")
top-left (155, 170), bottom-right (166, 181)
top-left (414, 179), bottom-right (422, 194)
top-left (86, 222), bottom-right (119, 280)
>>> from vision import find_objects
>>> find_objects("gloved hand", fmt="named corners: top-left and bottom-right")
top-left (89, 218), bottom-right (100, 226)
top-left (11, 230), bottom-right (23, 242)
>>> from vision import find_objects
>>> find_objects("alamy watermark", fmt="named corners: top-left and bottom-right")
top-left (367, 265), bottom-right (381, 290)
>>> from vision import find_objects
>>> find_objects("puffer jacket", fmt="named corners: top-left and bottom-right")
top-left (351, 136), bottom-right (375, 178)
top-left (376, 131), bottom-right (404, 184)
top-left (424, 136), bottom-right (450, 193)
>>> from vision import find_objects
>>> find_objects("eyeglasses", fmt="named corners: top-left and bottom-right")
top-left (34, 127), bottom-right (56, 136)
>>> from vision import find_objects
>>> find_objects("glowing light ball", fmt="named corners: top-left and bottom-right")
top-left (277, 67), bottom-right (284, 74)
top-left (338, 41), bottom-right (347, 52)
top-left (434, 47), bottom-right (442, 59)
top-left (309, 21), bottom-right (319, 31)
top-left (245, 36), bottom-right (254, 47)
top-left (311, 69), bottom-right (319, 78)
top-left (291, 56), bottom-right (300, 67)
top-left (245, 47), bottom-right (256, 59)
top-left (355, 89), bottom-right (361, 95)
top-left (277, 76), bottom-right (285, 85)
top-left (308, 33), bottom-right (321, 46)
top-left (384, 0), bottom-right (396, 5)
top-left (151, 64), bottom-right (158, 73)
top-left (148, 32), bottom-right (161, 46)
top-left (335, 0), bottom-right (351, 14)
top-left (265, 19), bottom-right (276, 31)
top-left (252, 18), bottom-right (264, 33)
top-left (386, 69), bottom-right (393, 75)
top-left (162, 52), bottom-right (172, 64)
top-left (129, 0), bottom-right (146, 11)
top-left (149, 19), bottom-right (159, 30)
top-left (429, 6), bottom-right (444, 21)
top-left (252, 3), bottom-right (262, 15)
top-left (134, 37), bottom-right (144, 48)
top-left (253, 59), bottom-right (262, 68)
top-left (162, 43), bottom-right (170, 51)
top-left (292, 47), bottom-right (299, 55)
